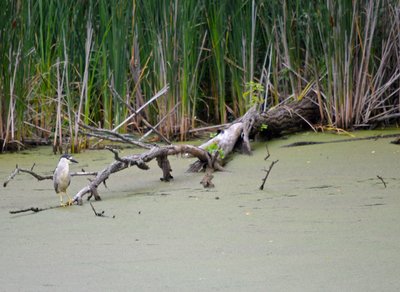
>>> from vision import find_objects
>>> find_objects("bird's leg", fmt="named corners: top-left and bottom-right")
top-left (59, 192), bottom-right (73, 207)
top-left (59, 193), bottom-right (67, 207)
top-left (66, 193), bottom-right (74, 206)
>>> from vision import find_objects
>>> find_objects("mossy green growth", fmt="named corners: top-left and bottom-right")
top-left (205, 142), bottom-right (225, 159)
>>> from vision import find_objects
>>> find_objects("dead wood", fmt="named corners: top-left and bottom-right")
top-left (376, 175), bottom-right (387, 188)
top-left (71, 97), bottom-right (319, 203)
top-left (391, 137), bottom-right (400, 145)
top-left (255, 97), bottom-right (319, 137)
top-left (9, 205), bottom-right (64, 214)
top-left (200, 167), bottom-right (215, 188)
top-left (72, 144), bottom-right (213, 204)
top-left (188, 123), bottom-right (231, 134)
top-left (156, 154), bottom-right (173, 181)
top-left (193, 97), bottom-right (318, 164)
top-left (3, 164), bottom-right (97, 188)
top-left (90, 202), bottom-right (115, 218)
top-left (140, 102), bottom-right (181, 142)
top-left (3, 164), bottom-right (51, 187)
top-left (113, 85), bottom-right (169, 133)
top-left (80, 123), bottom-right (153, 149)
top-left (259, 160), bottom-right (279, 190)
top-left (4, 97), bottom-right (320, 206)
top-left (283, 133), bottom-right (400, 148)
top-left (264, 144), bottom-right (270, 161)
top-left (111, 85), bottom-right (171, 145)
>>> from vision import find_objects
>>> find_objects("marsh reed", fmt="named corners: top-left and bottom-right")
top-left (0, 0), bottom-right (399, 152)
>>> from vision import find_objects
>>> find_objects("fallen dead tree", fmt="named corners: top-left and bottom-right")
top-left (4, 97), bottom-right (319, 206)
top-left (72, 144), bottom-right (214, 204)
top-left (255, 97), bottom-right (319, 136)
top-left (72, 96), bottom-right (318, 204)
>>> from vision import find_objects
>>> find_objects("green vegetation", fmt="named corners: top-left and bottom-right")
top-left (205, 142), bottom-right (225, 160)
top-left (243, 81), bottom-right (265, 109)
top-left (1, 0), bottom-right (399, 152)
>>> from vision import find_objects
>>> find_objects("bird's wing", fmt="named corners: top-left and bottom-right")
top-left (54, 182), bottom-right (59, 193)
top-left (53, 168), bottom-right (59, 193)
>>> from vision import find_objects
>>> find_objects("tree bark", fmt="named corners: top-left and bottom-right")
top-left (4, 97), bottom-right (318, 204)
top-left (72, 145), bottom-right (212, 204)
top-left (198, 96), bottom-right (319, 157)
top-left (254, 97), bottom-right (319, 137)
top-left (72, 97), bottom-right (318, 203)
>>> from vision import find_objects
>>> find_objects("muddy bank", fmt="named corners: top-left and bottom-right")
top-left (1, 130), bottom-right (400, 291)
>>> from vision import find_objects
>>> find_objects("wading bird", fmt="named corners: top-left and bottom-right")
top-left (53, 154), bottom-right (78, 206)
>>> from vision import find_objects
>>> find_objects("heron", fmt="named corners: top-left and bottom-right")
top-left (53, 154), bottom-right (78, 206)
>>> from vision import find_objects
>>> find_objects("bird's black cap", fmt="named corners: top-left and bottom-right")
top-left (60, 154), bottom-right (78, 163)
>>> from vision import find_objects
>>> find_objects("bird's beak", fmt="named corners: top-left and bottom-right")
top-left (70, 158), bottom-right (78, 163)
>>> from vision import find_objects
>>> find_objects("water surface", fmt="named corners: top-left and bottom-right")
top-left (1, 130), bottom-right (399, 291)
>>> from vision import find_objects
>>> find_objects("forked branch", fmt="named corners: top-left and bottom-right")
top-left (73, 144), bottom-right (213, 204)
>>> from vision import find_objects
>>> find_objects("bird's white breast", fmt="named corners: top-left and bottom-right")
top-left (54, 158), bottom-right (71, 192)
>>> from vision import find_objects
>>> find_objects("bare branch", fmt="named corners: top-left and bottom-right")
top-left (259, 160), bottom-right (279, 190)
top-left (73, 143), bottom-right (212, 203)
top-left (3, 164), bottom-right (97, 188)
top-left (264, 144), bottom-right (270, 160)
top-left (10, 205), bottom-right (64, 214)
top-left (80, 123), bottom-right (153, 149)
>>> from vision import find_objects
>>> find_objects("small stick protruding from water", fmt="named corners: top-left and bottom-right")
top-left (259, 160), bottom-right (279, 190)
top-left (376, 175), bottom-right (387, 188)
top-left (264, 144), bottom-right (270, 161)
top-left (3, 166), bottom-right (19, 187)
top-left (90, 202), bottom-right (115, 218)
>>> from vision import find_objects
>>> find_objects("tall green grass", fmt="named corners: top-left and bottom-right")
top-left (0, 0), bottom-right (399, 152)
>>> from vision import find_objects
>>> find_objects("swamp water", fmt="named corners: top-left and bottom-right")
top-left (0, 130), bottom-right (399, 291)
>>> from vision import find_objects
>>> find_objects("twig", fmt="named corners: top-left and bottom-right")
top-left (264, 144), bottom-right (270, 160)
top-left (90, 202), bottom-right (115, 218)
top-left (72, 171), bottom-right (98, 177)
top-left (105, 146), bottom-right (149, 170)
top-left (105, 146), bottom-right (127, 163)
top-left (140, 102), bottom-right (181, 142)
top-left (23, 121), bottom-right (52, 134)
top-left (3, 166), bottom-right (20, 187)
top-left (3, 164), bottom-right (53, 187)
top-left (113, 84), bottom-right (169, 132)
top-left (80, 123), bottom-right (153, 149)
top-left (259, 160), bottom-right (279, 190)
top-left (9, 205), bottom-right (64, 214)
top-left (376, 175), bottom-right (387, 188)
top-left (188, 123), bottom-right (231, 133)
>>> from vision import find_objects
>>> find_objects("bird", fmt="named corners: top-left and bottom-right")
top-left (53, 154), bottom-right (78, 206)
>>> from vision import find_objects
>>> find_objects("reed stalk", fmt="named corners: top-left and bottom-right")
top-left (0, 0), bottom-right (398, 149)
top-left (206, 0), bottom-right (227, 123)
top-left (73, 17), bottom-right (93, 153)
